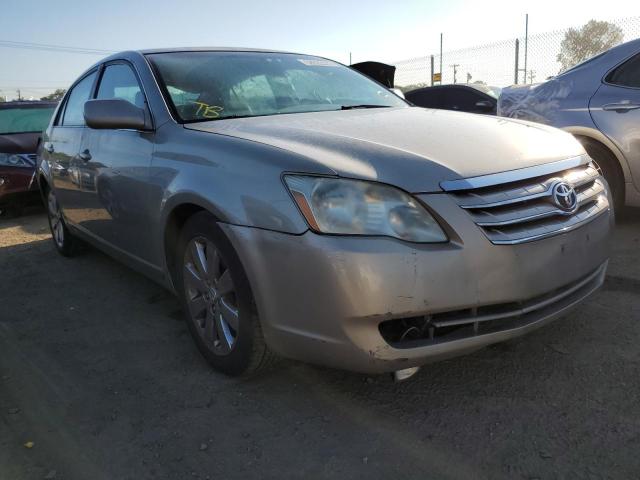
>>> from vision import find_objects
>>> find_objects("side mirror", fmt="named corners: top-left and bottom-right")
top-left (474, 100), bottom-right (494, 112)
top-left (84, 99), bottom-right (149, 130)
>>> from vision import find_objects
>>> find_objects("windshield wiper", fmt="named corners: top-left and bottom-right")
top-left (339, 104), bottom-right (392, 110)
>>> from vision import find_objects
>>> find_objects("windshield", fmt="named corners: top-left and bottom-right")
top-left (0, 105), bottom-right (56, 134)
top-left (147, 52), bottom-right (407, 122)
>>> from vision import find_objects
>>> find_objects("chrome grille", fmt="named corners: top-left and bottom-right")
top-left (442, 157), bottom-right (609, 245)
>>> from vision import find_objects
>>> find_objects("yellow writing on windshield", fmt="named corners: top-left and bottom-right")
top-left (193, 102), bottom-right (224, 119)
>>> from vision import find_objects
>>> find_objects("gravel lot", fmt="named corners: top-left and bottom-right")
top-left (1, 207), bottom-right (639, 480)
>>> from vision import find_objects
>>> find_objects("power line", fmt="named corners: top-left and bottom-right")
top-left (0, 40), bottom-right (113, 55)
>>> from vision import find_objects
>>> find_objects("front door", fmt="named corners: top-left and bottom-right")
top-left (73, 62), bottom-right (155, 263)
top-left (589, 52), bottom-right (640, 193)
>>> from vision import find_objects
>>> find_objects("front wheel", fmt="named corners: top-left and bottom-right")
top-left (46, 188), bottom-right (79, 257)
top-left (175, 212), bottom-right (276, 376)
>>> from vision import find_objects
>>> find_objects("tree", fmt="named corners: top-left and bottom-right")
top-left (557, 20), bottom-right (623, 72)
top-left (40, 88), bottom-right (67, 101)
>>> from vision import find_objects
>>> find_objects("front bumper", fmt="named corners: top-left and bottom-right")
top-left (0, 166), bottom-right (39, 208)
top-left (221, 194), bottom-right (611, 373)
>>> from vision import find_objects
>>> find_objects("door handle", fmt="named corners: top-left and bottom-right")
top-left (44, 143), bottom-right (54, 153)
top-left (602, 102), bottom-right (640, 113)
top-left (78, 149), bottom-right (92, 162)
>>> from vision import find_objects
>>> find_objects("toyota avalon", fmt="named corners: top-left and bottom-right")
top-left (38, 48), bottom-right (612, 378)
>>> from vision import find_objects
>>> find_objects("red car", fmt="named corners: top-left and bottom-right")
top-left (0, 101), bottom-right (57, 215)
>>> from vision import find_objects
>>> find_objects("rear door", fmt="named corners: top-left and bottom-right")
top-left (73, 61), bottom-right (155, 263)
top-left (47, 71), bottom-right (98, 217)
top-left (589, 52), bottom-right (640, 192)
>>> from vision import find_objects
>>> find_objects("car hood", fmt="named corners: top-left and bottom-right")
top-left (0, 132), bottom-right (41, 154)
top-left (186, 107), bottom-right (584, 192)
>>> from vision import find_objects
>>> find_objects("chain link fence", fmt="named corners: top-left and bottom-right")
top-left (394, 16), bottom-right (640, 91)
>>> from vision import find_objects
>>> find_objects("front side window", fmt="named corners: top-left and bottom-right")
top-left (97, 64), bottom-right (145, 107)
top-left (0, 105), bottom-right (56, 134)
top-left (606, 53), bottom-right (640, 88)
top-left (61, 71), bottom-right (97, 126)
top-left (147, 52), bottom-right (406, 122)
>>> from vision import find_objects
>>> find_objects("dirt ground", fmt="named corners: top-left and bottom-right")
top-left (1, 207), bottom-right (639, 480)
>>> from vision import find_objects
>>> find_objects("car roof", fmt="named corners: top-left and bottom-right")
top-left (559, 37), bottom-right (640, 78)
top-left (137, 47), bottom-right (293, 55)
top-left (81, 47), bottom-right (311, 77)
top-left (407, 84), bottom-right (482, 93)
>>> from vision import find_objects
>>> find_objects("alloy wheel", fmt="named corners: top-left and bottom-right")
top-left (47, 190), bottom-right (64, 248)
top-left (183, 236), bottom-right (239, 355)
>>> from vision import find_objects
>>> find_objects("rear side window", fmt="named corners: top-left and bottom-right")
top-left (61, 71), bottom-right (97, 126)
top-left (97, 64), bottom-right (145, 108)
top-left (606, 54), bottom-right (640, 88)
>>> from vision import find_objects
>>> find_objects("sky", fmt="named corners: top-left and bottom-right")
top-left (1, 0), bottom-right (638, 99)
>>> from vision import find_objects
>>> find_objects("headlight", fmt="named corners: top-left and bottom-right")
top-left (0, 153), bottom-right (31, 167)
top-left (284, 175), bottom-right (447, 243)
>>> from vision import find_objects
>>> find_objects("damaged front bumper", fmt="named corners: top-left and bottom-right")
top-left (221, 192), bottom-right (611, 374)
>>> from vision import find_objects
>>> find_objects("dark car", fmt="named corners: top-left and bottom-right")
top-left (0, 101), bottom-right (57, 215)
top-left (405, 84), bottom-right (501, 114)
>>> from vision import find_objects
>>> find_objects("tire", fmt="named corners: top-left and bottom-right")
top-left (0, 203), bottom-right (19, 218)
top-left (46, 188), bottom-right (79, 257)
top-left (175, 212), bottom-right (276, 376)
top-left (579, 138), bottom-right (625, 212)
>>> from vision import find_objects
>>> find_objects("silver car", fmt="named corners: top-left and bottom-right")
top-left (39, 48), bottom-right (612, 378)
top-left (499, 38), bottom-right (640, 211)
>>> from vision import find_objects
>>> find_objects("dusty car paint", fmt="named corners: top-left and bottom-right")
top-left (38, 48), bottom-right (612, 373)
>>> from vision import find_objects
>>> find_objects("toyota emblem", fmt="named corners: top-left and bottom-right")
top-left (552, 181), bottom-right (578, 212)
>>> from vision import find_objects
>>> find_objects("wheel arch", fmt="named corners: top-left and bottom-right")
top-left (161, 193), bottom-right (230, 289)
top-left (564, 126), bottom-right (632, 182)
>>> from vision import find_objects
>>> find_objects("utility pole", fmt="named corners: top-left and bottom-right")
top-left (515, 15), bottom-right (530, 85)
top-left (16, 89), bottom-right (21, 101)
top-left (514, 39), bottom-right (520, 84)
top-left (430, 55), bottom-right (435, 86)
top-left (349, 52), bottom-right (352, 65)
top-left (439, 33), bottom-right (443, 81)
top-left (524, 14), bottom-right (529, 83)
top-left (450, 64), bottom-right (459, 84)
